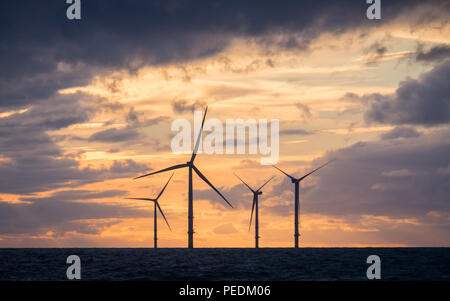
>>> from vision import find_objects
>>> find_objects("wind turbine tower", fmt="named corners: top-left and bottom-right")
top-left (235, 173), bottom-right (274, 248)
top-left (134, 107), bottom-right (233, 248)
top-left (273, 160), bottom-right (334, 248)
top-left (126, 174), bottom-right (173, 248)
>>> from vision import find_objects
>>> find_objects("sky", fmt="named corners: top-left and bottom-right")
top-left (0, 0), bottom-right (449, 247)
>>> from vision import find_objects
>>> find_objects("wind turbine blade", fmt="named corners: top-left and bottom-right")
top-left (134, 164), bottom-right (187, 180)
top-left (155, 173), bottom-right (174, 201)
top-left (125, 198), bottom-right (156, 202)
top-left (256, 176), bottom-right (275, 192)
top-left (272, 165), bottom-right (297, 181)
top-left (156, 201), bottom-right (171, 231)
top-left (234, 173), bottom-right (255, 193)
top-left (190, 106), bottom-right (208, 163)
top-left (298, 159), bottom-right (335, 181)
top-left (249, 196), bottom-right (256, 231)
top-left (192, 165), bottom-right (234, 208)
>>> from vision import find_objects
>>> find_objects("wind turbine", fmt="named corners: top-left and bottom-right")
top-left (273, 160), bottom-right (334, 248)
top-left (234, 173), bottom-right (274, 248)
top-left (126, 174), bottom-right (173, 248)
top-left (134, 106), bottom-right (233, 248)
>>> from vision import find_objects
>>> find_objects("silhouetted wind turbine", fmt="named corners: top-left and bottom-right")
top-left (134, 106), bottom-right (233, 248)
top-left (273, 160), bottom-right (335, 248)
top-left (126, 174), bottom-right (173, 248)
top-left (235, 173), bottom-right (274, 248)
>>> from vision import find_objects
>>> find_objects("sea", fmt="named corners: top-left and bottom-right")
top-left (0, 248), bottom-right (449, 281)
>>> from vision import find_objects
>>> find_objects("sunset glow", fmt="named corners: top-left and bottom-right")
top-left (1, 0), bottom-right (449, 248)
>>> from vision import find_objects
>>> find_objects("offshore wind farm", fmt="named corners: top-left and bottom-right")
top-left (2, 103), bottom-right (447, 281)
top-left (130, 107), bottom-right (333, 249)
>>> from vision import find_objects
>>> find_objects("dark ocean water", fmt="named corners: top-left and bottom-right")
top-left (0, 248), bottom-right (449, 281)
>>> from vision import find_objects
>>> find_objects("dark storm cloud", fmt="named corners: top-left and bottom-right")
top-left (380, 126), bottom-right (421, 140)
top-left (2, 0), bottom-right (447, 109)
top-left (0, 189), bottom-right (147, 235)
top-left (348, 62), bottom-right (450, 126)
top-left (416, 44), bottom-right (450, 63)
top-left (0, 63), bottom-right (98, 109)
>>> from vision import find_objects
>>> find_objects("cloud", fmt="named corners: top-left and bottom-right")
top-left (300, 129), bottom-right (450, 219)
top-left (243, 126), bottom-right (450, 228)
top-left (416, 44), bottom-right (450, 63)
top-left (0, 189), bottom-right (147, 235)
top-left (0, 92), bottom-right (152, 194)
top-left (172, 100), bottom-right (206, 114)
top-left (20, 189), bottom-right (127, 203)
top-left (437, 165), bottom-right (450, 175)
top-left (381, 169), bottom-right (416, 177)
top-left (280, 129), bottom-right (314, 136)
top-left (213, 223), bottom-right (239, 234)
top-left (352, 62), bottom-right (450, 126)
top-left (234, 159), bottom-right (261, 169)
top-left (89, 127), bottom-right (141, 143)
top-left (295, 103), bottom-right (312, 121)
top-left (0, 156), bottom-right (150, 195)
top-left (380, 126), bottom-right (421, 140)
top-left (0, 93), bottom-right (98, 130)
top-left (125, 107), bottom-right (141, 125)
top-left (363, 41), bottom-right (388, 65)
top-left (195, 182), bottom-right (252, 210)
top-left (2, 0), bottom-right (447, 110)
top-left (105, 159), bottom-right (152, 177)
top-left (89, 108), bottom-right (168, 143)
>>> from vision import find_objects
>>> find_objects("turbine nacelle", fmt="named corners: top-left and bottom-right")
top-left (234, 173), bottom-right (274, 195)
